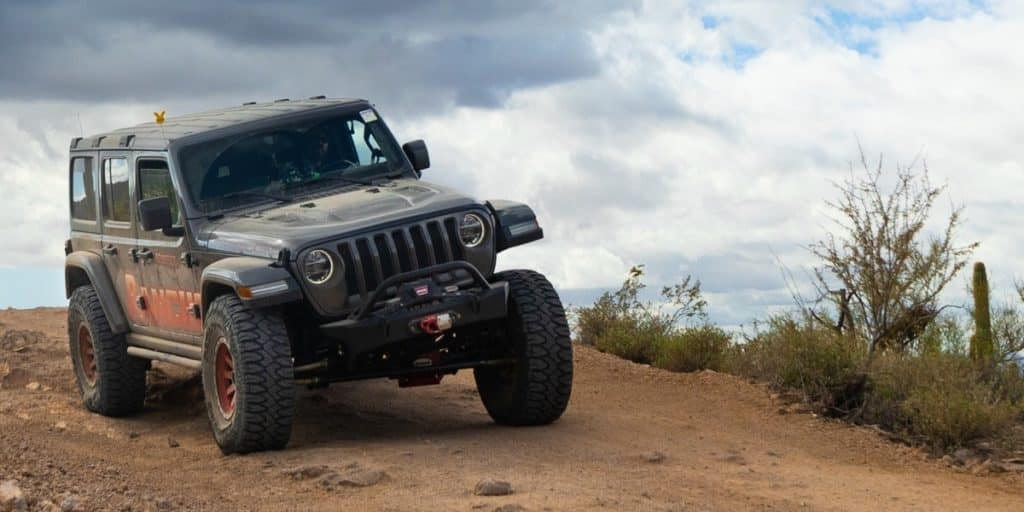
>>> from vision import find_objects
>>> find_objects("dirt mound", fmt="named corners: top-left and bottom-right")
top-left (1, 307), bottom-right (1023, 511)
top-left (0, 329), bottom-right (47, 352)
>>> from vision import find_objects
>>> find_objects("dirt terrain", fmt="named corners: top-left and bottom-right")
top-left (2, 307), bottom-right (1023, 511)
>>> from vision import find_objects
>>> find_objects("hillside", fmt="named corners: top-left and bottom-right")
top-left (2, 307), bottom-right (1023, 511)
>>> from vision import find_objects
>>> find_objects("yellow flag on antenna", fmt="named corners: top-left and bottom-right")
top-left (154, 110), bottom-right (166, 124)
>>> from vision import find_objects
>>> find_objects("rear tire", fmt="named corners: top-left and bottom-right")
top-left (202, 295), bottom-right (295, 454)
top-left (67, 285), bottom-right (147, 416)
top-left (475, 270), bottom-right (573, 425)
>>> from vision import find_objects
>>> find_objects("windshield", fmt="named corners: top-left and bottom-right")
top-left (177, 108), bottom-right (411, 214)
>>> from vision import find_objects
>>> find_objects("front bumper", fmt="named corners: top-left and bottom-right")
top-left (318, 261), bottom-right (508, 357)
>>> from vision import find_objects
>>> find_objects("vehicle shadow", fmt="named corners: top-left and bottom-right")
top-left (136, 365), bottom-right (501, 447)
top-left (288, 376), bottom-right (498, 447)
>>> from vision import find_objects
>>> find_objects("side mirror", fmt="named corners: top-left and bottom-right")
top-left (402, 140), bottom-right (430, 171)
top-left (138, 197), bottom-right (173, 232)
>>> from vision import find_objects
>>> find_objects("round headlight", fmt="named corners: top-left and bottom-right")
top-left (303, 249), bottom-right (335, 285)
top-left (458, 213), bottom-right (486, 248)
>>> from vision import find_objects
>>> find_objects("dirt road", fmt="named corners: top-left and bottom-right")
top-left (1, 307), bottom-right (1022, 511)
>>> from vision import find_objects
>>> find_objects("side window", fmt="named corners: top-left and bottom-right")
top-left (138, 160), bottom-right (180, 224)
top-left (102, 158), bottom-right (131, 222)
top-left (70, 157), bottom-right (96, 221)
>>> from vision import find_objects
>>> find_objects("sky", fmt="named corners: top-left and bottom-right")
top-left (1, 0), bottom-right (1022, 327)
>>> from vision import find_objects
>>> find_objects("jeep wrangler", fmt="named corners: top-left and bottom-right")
top-left (64, 97), bottom-right (572, 453)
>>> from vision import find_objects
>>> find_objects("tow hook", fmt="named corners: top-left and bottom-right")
top-left (415, 312), bottom-right (455, 335)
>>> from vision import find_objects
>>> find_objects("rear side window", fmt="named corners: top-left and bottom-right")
top-left (138, 160), bottom-right (179, 223)
top-left (70, 157), bottom-right (96, 221)
top-left (103, 158), bottom-right (131, 222)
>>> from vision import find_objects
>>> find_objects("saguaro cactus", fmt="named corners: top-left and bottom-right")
top-left (969, 262), bottom-right (994, 362)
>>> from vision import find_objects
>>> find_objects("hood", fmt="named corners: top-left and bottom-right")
top-left (198, 178), bottom-right (479, 258)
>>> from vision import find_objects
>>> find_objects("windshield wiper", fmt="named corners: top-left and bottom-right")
top-left (308, 173), bottom-right (378, 187)
top-left (218, 190), bottom-right (292, 203)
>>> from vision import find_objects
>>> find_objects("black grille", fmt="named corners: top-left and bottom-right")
top-left (337, 215), bottom-right (466, 305)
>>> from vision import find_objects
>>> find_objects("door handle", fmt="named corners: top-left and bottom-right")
top-left (102, 245), bottom-right (118, 256)
top-left (135, 248), bottom-right (154, 262)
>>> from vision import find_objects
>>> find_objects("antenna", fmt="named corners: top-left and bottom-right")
top-left (76, 113), bottom-right (84, 137)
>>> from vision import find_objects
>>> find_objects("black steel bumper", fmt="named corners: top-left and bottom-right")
top-left (318, 262), bottom-right (508, 355)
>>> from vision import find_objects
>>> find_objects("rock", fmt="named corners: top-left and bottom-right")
top-left (493, 505), bottom-right (525, 512)
top-left (281, 465), bottom-right (333, 481)
top-left (997, 459), bottom-right (1024, 473)
top-left (166, 437), bottom-right (179, 448)
top-left (1, 368), bottom-right (32, 389)
top-left (318, 465), bottom-right (387, 489)
top-left (970, 461), bottom-right (991, 475)
top-left (777, 402), bottom-right (813, 415)
top-left (24, 382), bottom-right (40, 391)
top-left (59, 494), bottom-right (81, 512)
top-left (721, 453), bottom-right (748, 466)
top-left (128, 431), bottom-right (140, 439)
top-left (951, 448), bottom-right (982, 467)
top-left (640, 451), bottom-right (666, 463)
top-left (0, 480), bottom-right (27, 512)
top-left (35, 500), bottom-right (60, 512)
top-left (54, 421), bottom-right (67, 431)
top-left (474, 479), bottom-right (513, 496)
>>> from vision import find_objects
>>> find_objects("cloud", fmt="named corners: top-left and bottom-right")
top-left (1, 0), bottom-right (1021, 329)
top-left (0, 1), bottom-right (630, 112)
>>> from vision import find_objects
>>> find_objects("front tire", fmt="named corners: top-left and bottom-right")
top-left (68, 285), bottom-right (147, 416)
top-left (475, 270), bottom-right (573, 426)
top-left (201, 296), bottom-right (295, 454)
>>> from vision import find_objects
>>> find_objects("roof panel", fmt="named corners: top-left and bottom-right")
top-left (71, 97), bottom-right (366, 151)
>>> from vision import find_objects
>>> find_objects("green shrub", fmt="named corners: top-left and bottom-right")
top-left (573, 265), bottom-right (708, 367)
top-left (730, 314), bottom-right (866, 403)
top-left (656, 324), bottom-right (732, 372)
top-left (589, 316), bottom-right (667, 365)
top-left (863, 352), bottom-right (1023, 448)
top-left (915, 314), bottom-right (969, 356)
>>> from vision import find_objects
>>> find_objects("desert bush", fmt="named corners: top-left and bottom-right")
top-left (731, 314), bottom-right (1023, 448)
top-left (800, 152), bottom-right (976, 353)
top-left (731, 314), bottom-right (867, 403)
top-left (656, 324), bottom-right (732, 372)
top-left (573, 265), bottom-right (728, 371)
top-left (914, 313), bottom-right (969, 356)
top-left (992, 303), bottom-right (1024, 363)
top-left (588, 316), bottom-right (668, 365)
top-left (864, 352), bottom-right (1023, 448)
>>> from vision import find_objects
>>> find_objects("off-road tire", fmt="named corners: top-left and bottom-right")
top-left (202, 295), bottom-right (295, 454)
top-left (67, 285), bottom-right (147, 416)
top-left (475, 270), bottom-right (573, 425)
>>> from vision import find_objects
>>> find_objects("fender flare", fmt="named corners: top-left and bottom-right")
top-left (65, 251), bottom-right (130, 334)
top-left (200, 256), bottom-right (302, 314)
top-left (486, 200), bottom-right (544, 252)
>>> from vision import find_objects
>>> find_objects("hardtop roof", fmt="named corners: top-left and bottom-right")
top-left (70, 97), bottom-right (367, 152)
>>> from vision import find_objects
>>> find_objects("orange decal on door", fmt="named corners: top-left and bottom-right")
top-left (141, 286), bottom-right (203, 333)
top-left (124, 273), bottom-right (202, 333)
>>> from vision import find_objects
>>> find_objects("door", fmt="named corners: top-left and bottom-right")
top-left (135, 156), bottom-right (203, 336)
top-left (98, 152), bottom-right (148, 327)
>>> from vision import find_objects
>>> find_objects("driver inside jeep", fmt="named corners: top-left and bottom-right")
top-left (181, 112), bottom-right (401, 212)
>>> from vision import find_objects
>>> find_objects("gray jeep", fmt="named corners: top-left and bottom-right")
top-left (64, 97), bottom-right (573, 453)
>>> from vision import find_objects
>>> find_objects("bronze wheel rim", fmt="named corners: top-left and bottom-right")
top-left (214, 338), bottom-right (236, 418)
top-left (78, 324), bottom-right (97, 386)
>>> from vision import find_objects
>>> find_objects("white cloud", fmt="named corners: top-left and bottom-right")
top-left (1, 1), bottom-right (1020, 326)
